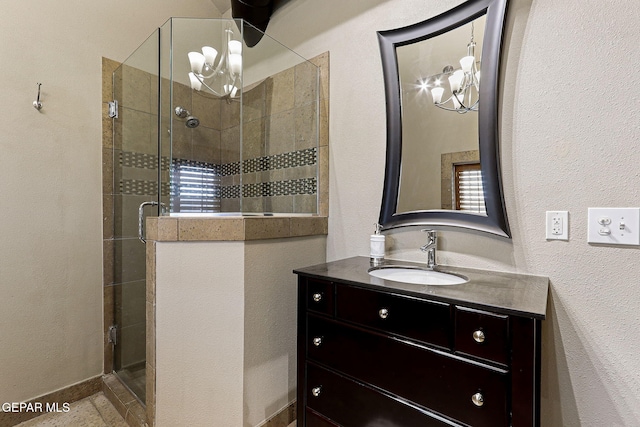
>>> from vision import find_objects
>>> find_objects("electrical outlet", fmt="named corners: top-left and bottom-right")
top-left (546, 211), bottom-right (569, 240)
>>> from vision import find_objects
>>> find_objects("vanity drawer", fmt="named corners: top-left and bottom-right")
top-left (455, 306), bottom-right (510, 365)
top-left (307, 315), bottom-right (509, 427)
top-left (306, 363), bottom-right (454, 427)
top-left (305, 278), bottom-right (334, 316)
top-left (335, 284), bottom-right (451, 348)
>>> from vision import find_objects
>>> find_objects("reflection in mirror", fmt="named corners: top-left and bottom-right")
top-left (377, 0), bottom-right (510, 237)
top-left (396, 16), bottom-right (486, 214)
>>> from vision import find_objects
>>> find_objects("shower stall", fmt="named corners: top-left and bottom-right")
top-left (108, 18), bottom-right (319, 403)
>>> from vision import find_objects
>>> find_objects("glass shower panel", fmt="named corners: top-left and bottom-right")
top-left (168, 18), bottom-right (241, 215)
top-left (240, 27), bottom-right (319, 215)
top-left (111, 28), bottom-right (161, 404)
top-left (166, 18), bottom-right (319, 215)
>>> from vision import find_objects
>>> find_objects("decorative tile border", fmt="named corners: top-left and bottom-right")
top-left (120, 151), bottom-right (170, 170)
top-left (243, 148), bottom-right (316, 174)
top-left (120, 179), bottom-right (170, 196)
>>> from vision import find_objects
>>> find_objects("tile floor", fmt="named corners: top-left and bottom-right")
top-left (15, 393), bottom-right (127, 427)
top-left (14, 393), bottom-right (297, 427)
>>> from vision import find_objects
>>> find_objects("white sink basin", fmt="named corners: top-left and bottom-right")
top-left (368, 266), bottom-right (468, 286)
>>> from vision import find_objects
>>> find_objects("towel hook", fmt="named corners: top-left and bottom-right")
top-left (33, 83), bottom-right (43, 110)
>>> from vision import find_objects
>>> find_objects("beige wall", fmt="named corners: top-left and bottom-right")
top-left (0, 0), bottom-right (219, 404)
top-left (264, 0), bottom-right (640, 425)
top-left (155, 237), bottom-right (326, 426)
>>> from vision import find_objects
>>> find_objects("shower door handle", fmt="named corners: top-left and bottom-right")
top-left (138, 201), bottom-right (164, 244)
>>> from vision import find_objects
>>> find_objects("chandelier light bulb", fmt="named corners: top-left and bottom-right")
top-left (201, 46), bottom-right (218, 65)
top-left (431, 87), bottom-right (444, 104)
top-left (188, 73), bottom-right (202, 91)
top-left (460, 56), bottom-right (475, 73)
top-left (475, 70), bottom-right (481, 84)
top-left (228, 40), bottom-right (242, 55)
top-left (229, 53), bottom-right (242, 75)
top-left (452, 92), bottom-right (463, 109)
top-left (448, 70), bottom-right (465, 93)
top-left (188, 52), bottom-right (205, 74)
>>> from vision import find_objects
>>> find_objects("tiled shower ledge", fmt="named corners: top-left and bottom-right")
top-left (146, 215), bottom-right (328, 241)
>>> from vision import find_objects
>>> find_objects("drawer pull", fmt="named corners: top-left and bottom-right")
top-left (312, 293), bottom-right (323, 302)
top-left (313, 337), bottom-right (323, 347)
top-left (311, 386), bottom-right (322, 397)
top-left (473, 330), bottom-right (485, 343)
top-left (378, 308), bottom-right (389, 319)
top-left (472, 392), bottom-right (484, 407)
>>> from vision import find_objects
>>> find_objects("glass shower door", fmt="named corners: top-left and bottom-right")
top-left (111, 29), bottom-right (161, 404)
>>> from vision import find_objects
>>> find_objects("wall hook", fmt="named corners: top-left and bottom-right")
top-left (33, 83), bottom-right (43, 110)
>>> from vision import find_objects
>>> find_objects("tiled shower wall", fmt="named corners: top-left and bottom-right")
top-left (102, 51), bottom-right (329, 382)
top-left (171, 56), bottom-right (323, 214)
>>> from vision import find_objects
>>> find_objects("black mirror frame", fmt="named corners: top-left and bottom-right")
top-left (377, 0), bottom-right (510, 238)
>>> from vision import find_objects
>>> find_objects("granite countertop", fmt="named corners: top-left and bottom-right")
top-left (294, 256), bottom-right (549, 319)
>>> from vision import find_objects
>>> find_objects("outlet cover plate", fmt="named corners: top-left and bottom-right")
top-left (546, 211), bottom-right (569, 240)
top-left (587, 207), bottom-right (640, 246)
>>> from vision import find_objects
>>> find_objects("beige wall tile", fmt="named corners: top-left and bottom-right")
top-left (319, 97), bottom-right (329, 147)
top-left (103, 195), bottom-right (114, 240)
top-left (294, 102), bottom-right (317, 151)
top-left (146, 301), bottom-right (156, 369)
top-left (293, 194), bottom-right (317, 214)
top-left (155, 217), bottom-right (178, 241)
top-left (146, 362), bottom-right (156, 427)
top-left (178, 218), bottom-right (245, 240)
top-left (318, 145), bottom-right (329, 216)
top-left (121, 64), bottom-right (152, 114)
top-left (191, 126), bottom-right (221, 164)
top-left (294, 61), bottom-right (318, 108)
top-left (267, 68), bottom-right (295, 115)
top-left (243, 118), bottom-right (266, 159)
top-left (244, 217), bottom-right (290, 240)
top-left (221, 125), bottom-right (241, 164)
top-left (102, 148), bottom-right (114, 195)
top-left (102, 57), bottom-right (120, 103)
top-left (192, 92), bottom-right (221, 129)
top-left (220, 96), bottom-right (240, 129)
top-left (146, 241), bottom-right (157, 303)
top-left (243, 83), bottom-right (266, 123)
top-left (309, 51), bottom-right (329, 101)
top-left (102, 103), bottom-right (114, 150)
top-left (266, 110), bottom-right (295, 155)
top-left (103, 239), bottom-right (114, 286)
top-left (290, 216), bottom-right (328, 237)
top-left (104, 285), bottom-right (115, 373)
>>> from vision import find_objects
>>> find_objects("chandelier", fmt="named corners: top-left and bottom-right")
top-left (187, 25), bottom-right (242, 98)
top-left (420, 23), bottom-right (480, 113)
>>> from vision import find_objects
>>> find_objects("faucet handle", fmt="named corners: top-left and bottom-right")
top-left (421, 229), bottom-right (437, 240)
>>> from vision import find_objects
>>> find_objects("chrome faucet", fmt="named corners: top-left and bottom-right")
top-left (420, 229), bottom-right (437, 269)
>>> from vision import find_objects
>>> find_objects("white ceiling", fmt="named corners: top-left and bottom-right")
top-left (210, 0), bottom-right (231, 14)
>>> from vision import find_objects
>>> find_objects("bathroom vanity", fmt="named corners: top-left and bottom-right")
top-left (295, 257), bottom-right (548, 427)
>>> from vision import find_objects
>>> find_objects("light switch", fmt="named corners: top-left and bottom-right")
top-left (587, 208), bottom-right (640, 246)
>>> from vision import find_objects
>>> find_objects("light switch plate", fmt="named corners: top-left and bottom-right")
top-left (546, 211), bottom-right (569, 240)
top-left (587, 208), bottom-right (640, 246)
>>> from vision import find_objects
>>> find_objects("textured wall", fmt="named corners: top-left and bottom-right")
top-left (154, 237), bottom-right (326, 426)
top-left (0, 0), bottom-right (219, 404)
top-left (263, 0), bottom-right (640, 425)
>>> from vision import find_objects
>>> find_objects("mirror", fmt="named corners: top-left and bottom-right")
top-left (377, 0), bottom-right (510, 237)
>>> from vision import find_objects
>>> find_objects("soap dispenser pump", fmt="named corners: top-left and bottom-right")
top-left (370, 223), bottom-right (385, 265)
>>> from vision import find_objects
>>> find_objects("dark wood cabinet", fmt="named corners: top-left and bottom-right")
top-left (295, 257), bottom-right (548, 427)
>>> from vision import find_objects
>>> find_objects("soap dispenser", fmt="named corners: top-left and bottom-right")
top-left (370, 223), bottom-right (385, 265)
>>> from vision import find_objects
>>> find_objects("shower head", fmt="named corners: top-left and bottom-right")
top-left (175, 106), bottom-right (200, 128)
top-left (185, 116), bottom-right (200, 128)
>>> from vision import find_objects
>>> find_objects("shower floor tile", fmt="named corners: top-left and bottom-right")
top-left (15, 393), bottom-right (127, 427)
